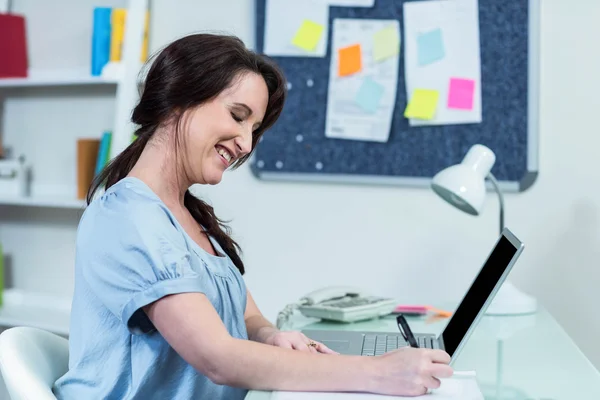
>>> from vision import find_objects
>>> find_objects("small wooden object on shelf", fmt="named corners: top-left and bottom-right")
top-left (77, 138), bottom-right (100, 200)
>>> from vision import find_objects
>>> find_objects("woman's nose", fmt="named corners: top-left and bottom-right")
top-left (235, 130), bottom-right (253, 156)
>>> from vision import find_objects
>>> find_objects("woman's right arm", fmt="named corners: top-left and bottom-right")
top-left (144, 292), bottom-right (453, 397)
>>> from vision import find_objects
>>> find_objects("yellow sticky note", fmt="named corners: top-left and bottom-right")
top-left (292, 20), bottom-right (325, 52)
top-left (373, 26), bottom-right (400, 62)
top-left (404, 89), bottom-right (440, 120)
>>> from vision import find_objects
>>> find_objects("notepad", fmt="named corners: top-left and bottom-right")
top-left (272, 376), bottom-right (483, 400)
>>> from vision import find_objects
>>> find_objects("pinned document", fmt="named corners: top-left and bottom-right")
top-left (373, 25), bottom-right (401, 62)
top-left (404, 89), bottom-right (439, 120)
top-left (338, 44), bottom-right (362, 76)
top-left (403, 0), bottom-right (482, 126)
top-left (292, 20), bottom-right (325, 52)
top-left (325, 19), bottom-right (399, 142)
top-left (264, 0), bottom-right (329, 57)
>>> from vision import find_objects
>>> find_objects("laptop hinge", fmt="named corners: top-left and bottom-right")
top-left (437, 335), bottom-right (445, 351)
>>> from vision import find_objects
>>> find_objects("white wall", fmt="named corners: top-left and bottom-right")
top-left (1, 5), bottom-right (599, 400)
top-left (152, 0), bottom-right (600, 369)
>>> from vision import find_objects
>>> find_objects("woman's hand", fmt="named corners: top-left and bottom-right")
top-left (263, 330), bottom-right (338, 354)
top-left (369, 347), bottom-right (453, 396)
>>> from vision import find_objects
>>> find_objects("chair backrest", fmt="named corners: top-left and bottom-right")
top-left (0, 327), bottom-right (69, 400)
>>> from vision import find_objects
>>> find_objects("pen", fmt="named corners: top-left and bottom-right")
top-left (396, 314), bottom-right (419, 348)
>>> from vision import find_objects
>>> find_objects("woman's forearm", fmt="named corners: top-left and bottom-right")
top-left (212, 337), bottom-right (375, 393)
top-left (245, 314), bottom-right (278, 343)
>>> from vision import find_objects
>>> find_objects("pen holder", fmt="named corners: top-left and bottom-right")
top-left (0, 158), bottom-right (30, 197)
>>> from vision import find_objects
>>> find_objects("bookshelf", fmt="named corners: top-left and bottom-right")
top-left (0, 289), bottom-right (71, 335)
top-left (0, 68), bottom-right (119, 88)
top-left (0, 196), bottom-right (85, 209)
top-left (0, 0), bottom-right (148, 338)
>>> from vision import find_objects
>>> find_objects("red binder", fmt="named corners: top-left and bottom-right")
top-left (0, 13), bottom-right (28, 78)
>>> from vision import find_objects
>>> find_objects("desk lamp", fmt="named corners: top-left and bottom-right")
top-left (431, 144), bottom-right (537, 315)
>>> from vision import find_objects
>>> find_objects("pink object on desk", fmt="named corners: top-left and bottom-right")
top-left (393, 305), bottom-right (428, 315)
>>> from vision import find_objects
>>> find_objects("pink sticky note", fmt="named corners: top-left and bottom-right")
top-left (448, 78), bottom-right (475, 110)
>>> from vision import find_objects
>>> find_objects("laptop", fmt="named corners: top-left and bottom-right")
top-left (303, 228), bottom-right (524, 364)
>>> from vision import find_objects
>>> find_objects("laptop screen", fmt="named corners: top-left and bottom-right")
top-left (441, 234), bottom-right (519, 356)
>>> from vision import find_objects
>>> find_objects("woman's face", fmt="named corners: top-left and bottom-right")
top-left (182, 72), bottom-right (269, 185)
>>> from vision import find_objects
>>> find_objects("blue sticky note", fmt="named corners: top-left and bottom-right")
top-left (355, 77), bottom-right (385, 113)
top-left (417, 28), bottom-right (445, 66)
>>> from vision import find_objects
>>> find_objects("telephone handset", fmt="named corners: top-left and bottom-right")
top-left (299, 286), bottom-right (366, 305)
top-left (297, 286), bottom-right (397, 323)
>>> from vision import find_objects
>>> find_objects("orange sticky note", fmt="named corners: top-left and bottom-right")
top-left (338, 44), bottom-right (362, 77)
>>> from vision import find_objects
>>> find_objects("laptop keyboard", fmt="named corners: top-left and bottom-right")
top-left (361, 334), bottom-right (434, 356)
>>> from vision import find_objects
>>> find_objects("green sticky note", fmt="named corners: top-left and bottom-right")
top-left (373, 26), bottom-right (400, 62)
top-left (404, 89), bottom-right (440, 120)
top-left (292, 20), bottom-right (324, 52)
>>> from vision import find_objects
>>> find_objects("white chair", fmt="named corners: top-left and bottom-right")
top-left (0, 327), bottom-right (69, 400)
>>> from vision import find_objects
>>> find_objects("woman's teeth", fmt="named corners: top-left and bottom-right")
top-left (217, 147), bottom-right (232, 163)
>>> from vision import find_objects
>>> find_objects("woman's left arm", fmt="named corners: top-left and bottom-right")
top-left (244, 290), bottom-right (337, 354)
top-left (244, 290), bottom-right (278, 343)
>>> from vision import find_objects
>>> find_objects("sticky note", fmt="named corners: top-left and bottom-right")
top-left (417, 28), bottom-right (445, 66)
top-left (355, 77), bottom-right (385, 113)
top-left (292, 20), bottom-right (325, 52)
top-left (404, 89), bottom-right (439, 120)
top-left (448, 78), bottom-right (475, 110)
top-left (373, 25), bottom-right (400, 62)
top-left (338, 44), bottom-right (362, 76)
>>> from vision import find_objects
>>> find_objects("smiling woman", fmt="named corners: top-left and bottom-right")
top-left (52, 33), bottom-right (453, 400)
top-left (89, 33), bottom-right (286, 274)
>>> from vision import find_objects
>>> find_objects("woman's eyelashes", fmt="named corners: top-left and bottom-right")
top-left (230, 112), bottom-right (243, 123)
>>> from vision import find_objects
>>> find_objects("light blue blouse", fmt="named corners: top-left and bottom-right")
top-left (53, 177), bottom-right (249, 400)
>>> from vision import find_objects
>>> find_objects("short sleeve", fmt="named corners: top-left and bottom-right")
top-left (78, 200), bottom-right (207, 335)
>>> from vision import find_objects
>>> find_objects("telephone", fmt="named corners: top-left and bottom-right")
top-left (296, 286), bottom-right (397, 323)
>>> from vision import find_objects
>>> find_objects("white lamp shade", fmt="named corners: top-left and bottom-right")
top-left (431, 144), bottom-right (496, 216)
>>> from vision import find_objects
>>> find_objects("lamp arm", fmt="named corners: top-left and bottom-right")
top-left (487, 172), bottom-right (504, 235)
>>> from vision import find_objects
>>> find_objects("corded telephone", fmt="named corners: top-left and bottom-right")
top-left (296, 286), bottom-right (397, 323)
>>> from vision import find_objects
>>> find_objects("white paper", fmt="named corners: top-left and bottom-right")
top-left (324, 0), bottom-right (375, 7)
top-left (264, 0), bottom-right (329, 57)
top-left (273, 376), bottom-right (483, 400)
top-left (325, 19), bottom-right (399, 142)
top-left (403, 0), bottom-right (482, 126)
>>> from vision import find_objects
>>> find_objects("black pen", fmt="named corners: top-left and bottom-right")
top-left (397, 314), bottom-right (419, 348)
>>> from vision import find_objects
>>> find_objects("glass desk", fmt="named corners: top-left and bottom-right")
top-left (246, 306), bottom-right (600, 399)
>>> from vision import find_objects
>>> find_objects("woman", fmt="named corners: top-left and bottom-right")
top-left (53, 33), bottom-right (452, 399)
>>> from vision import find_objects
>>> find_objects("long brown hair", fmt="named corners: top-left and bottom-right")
top-left (87, 34), bottom-right (286, 275)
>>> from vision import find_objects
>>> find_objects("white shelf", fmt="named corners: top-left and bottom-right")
top-left (0, 68), bottom-right (119, 88)
top-left (0, 289), bottom-right (71, 335)
top-left (0, 195), bottom-right (86, 209)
